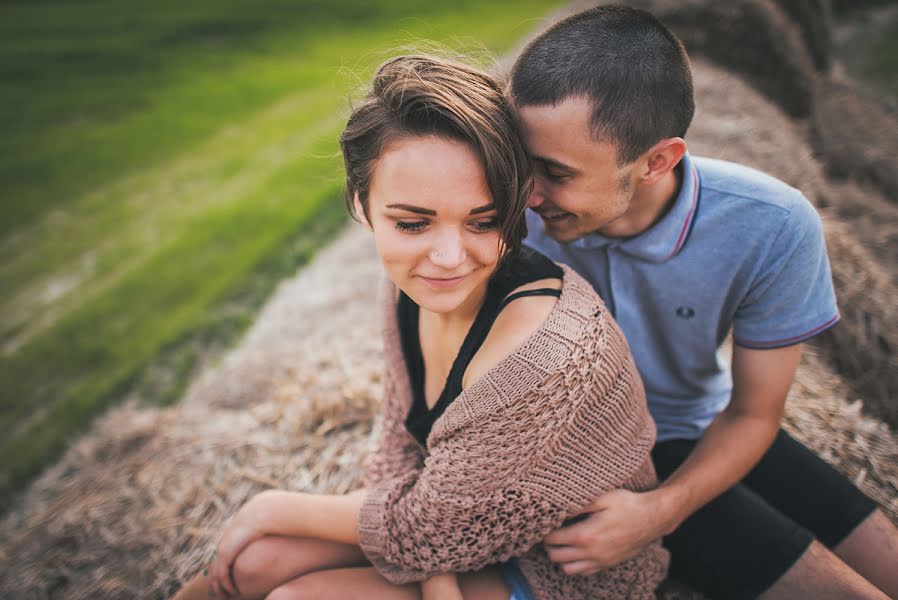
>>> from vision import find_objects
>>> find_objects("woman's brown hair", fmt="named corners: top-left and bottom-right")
top-left (339, 55), bottom-right (532, 257)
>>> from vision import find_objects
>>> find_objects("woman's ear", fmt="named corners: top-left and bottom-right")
top-left (354, 192), bottom-right (373, 231)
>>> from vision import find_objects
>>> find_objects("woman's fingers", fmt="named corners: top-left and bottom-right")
top-left (210, 559), bottom-right (224, 597)
top-left (210, 553), bottom-right (234, 597)
top-left (214, 525), bottom-right (250, 596)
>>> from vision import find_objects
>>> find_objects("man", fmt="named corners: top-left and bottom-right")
top-left (510, 5), bottom-right (898, 599)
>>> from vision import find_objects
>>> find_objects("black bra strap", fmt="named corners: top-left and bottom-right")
top-left (497, 287), bottom-right (562, 312)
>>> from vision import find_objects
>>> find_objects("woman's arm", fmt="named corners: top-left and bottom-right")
top-left (421, 574), bottom-right (465, 600)
top-left (362, 279), bottom-right (425, 487)
top-left (357, 295), bottom-right (657, 584)
top-left (209, 489), bottom-right (365, 595)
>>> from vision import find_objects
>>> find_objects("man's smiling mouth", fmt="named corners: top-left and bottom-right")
top-left (538, 211), bottom-right (572, 223)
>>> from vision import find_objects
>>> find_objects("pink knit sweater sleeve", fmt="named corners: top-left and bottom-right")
top-left (361, 278), bottom-right (425, 488)
top-left (357, 268), bottom-right (657, 584)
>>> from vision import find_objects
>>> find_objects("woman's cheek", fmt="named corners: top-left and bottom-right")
top-left (470, 231), bottom-right (503, 267)
top-left (376, 231), bottom-right (428, 280)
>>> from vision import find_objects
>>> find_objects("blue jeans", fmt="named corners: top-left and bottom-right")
top-left (497, 557), bottom-right (535, 600)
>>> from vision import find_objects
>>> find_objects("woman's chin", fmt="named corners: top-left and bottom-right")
top-left (403, 289), bottom-right (464, 314)
top-left (399, 281), bottom-right (476, 315)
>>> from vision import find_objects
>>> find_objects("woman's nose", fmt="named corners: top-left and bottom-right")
top-left (429, 232), bottom-right (466, 268)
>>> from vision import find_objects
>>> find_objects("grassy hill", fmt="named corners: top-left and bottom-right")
top-left (0, 0), bottom-right (561, 508)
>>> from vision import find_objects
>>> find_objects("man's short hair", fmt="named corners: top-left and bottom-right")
top-left (510, 4), bottom-right (694, 164)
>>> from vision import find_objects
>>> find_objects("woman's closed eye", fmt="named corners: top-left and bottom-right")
top-left (393, 218), bottom-right (498, 234)
top-left (394, 220), bottom-right (429, 233)
top-left (469, 217), bottom-right (499, 233)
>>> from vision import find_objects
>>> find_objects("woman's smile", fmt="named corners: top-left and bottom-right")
top-left (417, 273), bottom-right (470, 289)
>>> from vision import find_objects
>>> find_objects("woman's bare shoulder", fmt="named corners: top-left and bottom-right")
top-left (462, 277), bottom-right (562, 389)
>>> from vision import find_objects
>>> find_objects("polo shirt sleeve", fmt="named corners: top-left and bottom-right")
top-left (732, 195), bottom-right (839, 349)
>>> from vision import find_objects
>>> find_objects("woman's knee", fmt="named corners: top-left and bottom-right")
top-left (231, 536), bottom-right (288, 596)
top-left (265, 575), bottom-right (325, 600)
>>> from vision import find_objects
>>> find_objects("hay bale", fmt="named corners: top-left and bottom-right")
top-left (0, 399), bottom-right (379, 599)
top-left (774, 0), bottom-right (832, 71)
top-left (812, 77), bottom-right (898, 203)
top-left (832, 0), bottom-right (896, 12)
top-left (626, 0), bottom-right (819, 117)
top-left (816, 220), bottom-right (898, 426)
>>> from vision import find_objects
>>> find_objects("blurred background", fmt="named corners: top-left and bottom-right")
top-left (0, 0), bottom-right (563, 507)
top-left (1, 1), bottom-right (896, 598)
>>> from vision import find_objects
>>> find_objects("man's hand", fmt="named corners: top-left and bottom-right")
top-left (543, 488), bottom-right (672, 576)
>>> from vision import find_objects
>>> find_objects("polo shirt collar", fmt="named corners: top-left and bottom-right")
top-left (570, 152), bottom-right (700, 262)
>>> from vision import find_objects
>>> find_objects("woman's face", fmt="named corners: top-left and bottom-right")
top-left (362, 135), bottom-right (503, 316)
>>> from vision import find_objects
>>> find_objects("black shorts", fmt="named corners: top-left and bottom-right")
top-left (652, 429), bottom-right (877, 600)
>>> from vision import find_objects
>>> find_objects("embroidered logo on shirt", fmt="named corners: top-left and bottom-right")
top-left (676, 306), bottom-right (695, 319)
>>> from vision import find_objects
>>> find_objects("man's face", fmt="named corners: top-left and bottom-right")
top-left (518, 96), bottom-right (639, 242)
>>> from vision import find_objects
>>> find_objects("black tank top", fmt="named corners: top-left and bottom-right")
top-left (398, 247), bottom-right (563, 447)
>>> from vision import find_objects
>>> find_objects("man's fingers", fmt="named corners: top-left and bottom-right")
top-left (545, 544), bottom-right (589, 563)
top-left (560, 559), bottom-right (602, 576)
top-left (544, 521), bottom-right (589, 546)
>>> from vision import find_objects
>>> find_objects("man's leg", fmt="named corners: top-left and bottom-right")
top-left (834, 510), bottom-right (898, 599)
top-left (652, 435), bottom-right (890, 599)
top-left (761, 539), bottom-right (887, 599)
top-left (738, 431), bottom-right (898, 599)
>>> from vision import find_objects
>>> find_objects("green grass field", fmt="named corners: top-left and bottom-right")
top-left (0, 0), bottom-right (561, 509)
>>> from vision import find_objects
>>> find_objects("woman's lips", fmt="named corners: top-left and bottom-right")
top-left (419, 274), bottom-right (467, 289)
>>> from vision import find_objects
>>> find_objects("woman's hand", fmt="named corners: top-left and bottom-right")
top-left (421, 573), bottom-right (464, 600)
top-left (209, 490), bottom-right (279, 597)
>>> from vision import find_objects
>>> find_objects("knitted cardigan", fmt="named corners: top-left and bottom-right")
top-left (358, 264), bottom-right (669, 599)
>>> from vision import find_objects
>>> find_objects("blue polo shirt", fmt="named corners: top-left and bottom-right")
top-left (525, 153), bottom-right (839, 441)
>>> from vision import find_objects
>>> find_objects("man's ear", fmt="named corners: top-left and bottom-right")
top-left (638, 137), bottom-right (687, 185)
top-left (353, 192), bottom-right (373, 230)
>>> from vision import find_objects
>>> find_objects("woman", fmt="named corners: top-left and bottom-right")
top-left (173, 54), bottom-right (667, 600)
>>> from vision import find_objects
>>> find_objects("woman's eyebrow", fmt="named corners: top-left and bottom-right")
top-left (385, 203), bottom-right (436, 216)
top-left (469, 204), bottom-right (495, 215)
top-left (385, 203), bottom-right (495, 216)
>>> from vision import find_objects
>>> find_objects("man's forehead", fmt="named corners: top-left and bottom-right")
top-left (532, 154), bottom-right (578, 173)
top-left (517, 96), bottom-right (593, 127)
top-left (518, 101), bottom-right (619, 168)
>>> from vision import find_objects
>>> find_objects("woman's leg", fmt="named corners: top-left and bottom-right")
top-left (266, 565), bottom-right (510, 600)
top-left (171, 536), bottom-right (368, 600)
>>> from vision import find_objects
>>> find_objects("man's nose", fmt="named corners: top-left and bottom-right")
top-left (429, 231), bottom-right (466, 268)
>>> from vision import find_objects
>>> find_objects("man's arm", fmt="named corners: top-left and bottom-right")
top-left (544, 343), bottom-right (802, 575)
